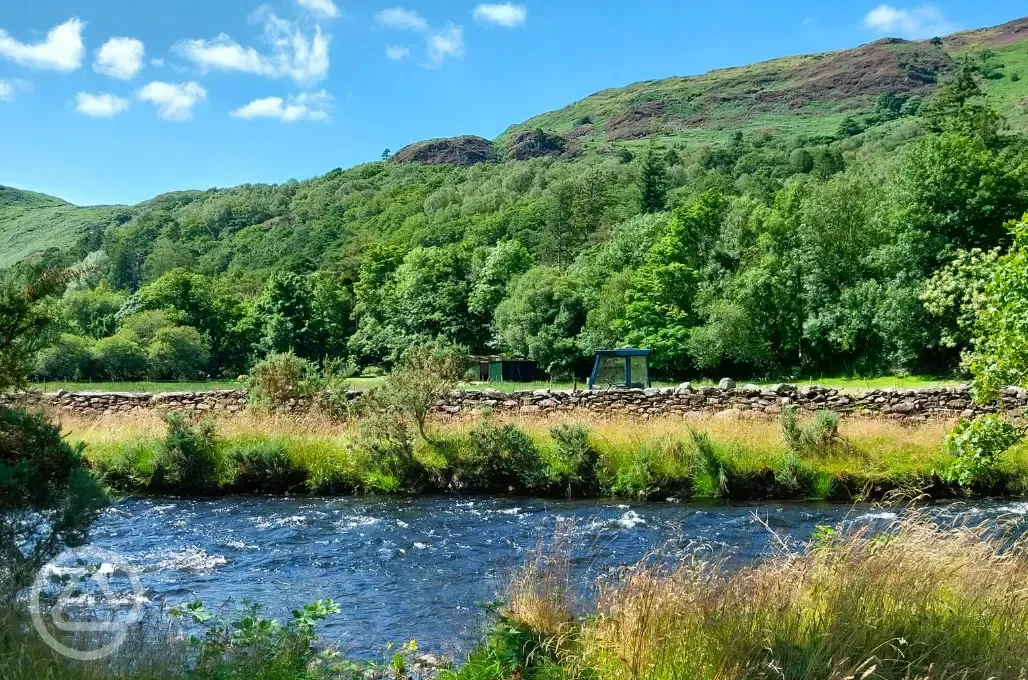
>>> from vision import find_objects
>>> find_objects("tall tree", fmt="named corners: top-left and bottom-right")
top-left (638, 142), bottom-right (668, 214)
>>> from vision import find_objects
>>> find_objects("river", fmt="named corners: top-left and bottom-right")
top-left (88, 496), bottom-right (1028, 658)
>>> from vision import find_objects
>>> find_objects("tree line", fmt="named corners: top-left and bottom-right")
top-left (14, 57), bottom-right (1028, 382)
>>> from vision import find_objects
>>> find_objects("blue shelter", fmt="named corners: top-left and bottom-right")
top-left (588, 349), bottom-right (652, 389)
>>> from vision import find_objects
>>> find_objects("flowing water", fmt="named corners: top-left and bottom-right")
top-left (88, 496), bottom-right (1028, 658)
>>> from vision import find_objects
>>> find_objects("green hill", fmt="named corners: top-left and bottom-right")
top-left (493, 18), bottom-right (1028, 156)
top-left (0, 186), bottom-right (124, 268)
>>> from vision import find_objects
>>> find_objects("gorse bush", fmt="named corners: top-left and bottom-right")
top-left (376, 339), bottom-right (469, 441)
top-left (549, 423), bottom-right (598, 494)
top-left (228, 440), bottom-right (305, 494)
top-left (463, 420), bottom-right (544, 492)
top-left (154, 412), bottom-right (230, 494)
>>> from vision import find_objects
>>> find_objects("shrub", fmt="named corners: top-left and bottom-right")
top-left (228, 440), bottom-right (305, 493)
top-left (376, 339), bottom-right (469, 441)
top-left (92, 438), bottom-right (163, 491)
top-left (352, 410), bottom-right (419, 492)
top-left (943, 414), bottom-right (1022, 486)
top-left (171, 598), bottom-right (340, 679)
top-left (550, 424), bottom-right (598, 494)
top-left (0, 407), bottom-right (108, 600)
top-left (147, 325), bottom-right (211, 380)
top-left (154, 412), bottom-right (230, 494)
top-left (33, 333), bottom-right (96, 381)
top-left (461, 421), bottom-right (543, 492)
top-left (92, 333), bottom-right (148, 380)
top-left (689, 430), bottom-right (730, 498)
top-left (781, 406), bottom-right (840, 455)
top-left (247, 351), bottom-right (319, 407)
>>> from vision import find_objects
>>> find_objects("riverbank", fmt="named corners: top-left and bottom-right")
top-left (456, 511), bottom-right (1028, 680)
top-left (6, 508), bottom-right (1028, 679)
top-left (62, 410), bottom-right (1028, 501)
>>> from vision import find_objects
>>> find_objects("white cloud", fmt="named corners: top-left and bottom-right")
top-left (138, 81), bottom-right (206, 121)
top-left (425, 24), bottom-right (464, 67)
top-left (376, 7), bottom-right (428, 31)
top-left (94, 37), bottom-right (145, 80)
top-left (473, 3), bottom-right (526, 28)
top-left (863, 4), bottom-right (959, 39)
top-left (0, 17), bottom-right (84, 71)
top-left (75, 92), bottom-right (130, 117)
top-left (174, 11), bottom-right (330, 85)
top-left (296, 0), bottom-right (340, 20)
top-left (231, 90), bottom-right (332, 122)
top-left (151, 57), bottom-right (165, 67)
top-left (386, 45), bottom-right (411, 60)
top-left (0, 78), bottom-right (30, 102)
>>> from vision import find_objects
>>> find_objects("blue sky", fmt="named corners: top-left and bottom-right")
top-left (0, 1), bottom-right (1023, 206)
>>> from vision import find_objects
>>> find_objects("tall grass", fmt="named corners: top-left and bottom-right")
top-left (497, 513), bottom-right (1028, 680)
top-left (55, 410), bottom-right (1028, 500)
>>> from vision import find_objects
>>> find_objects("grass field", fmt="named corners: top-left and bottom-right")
top-left (29, 374), bottom-right (960, 394)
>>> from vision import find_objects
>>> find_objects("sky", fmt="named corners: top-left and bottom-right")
top-left (0, 1), bottom-right (1024, 206)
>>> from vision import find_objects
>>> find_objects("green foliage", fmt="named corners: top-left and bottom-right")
top-left (92, 333), bottom-right (148, 380)
top-left (494, 267), bottom-right (585, 377)
top-left (461, 421), bottom-right (544, 492)
top-left (228, 441), bottom-right (304, 494)
top-left (967, 215), bottom-right (1028, 402)
top-left (639, 142), bottom-right (668, 213)
top-left (781, 407), bottom-right (840, 456)
top-left (60, 283), bottom-right (127, 339)
top-left (8, 32), bottom-right (1028, 387)
top-left (0, 407), bottom-right (108, 599)
top-left (33, 333), bottom-right (96, 380)
top-left (0, 265), bottom-right (68, 392)
top-left (154, 412), bottom-right (230, 494)
top-left (376, 339), bottom-right (470, 441)
top-left (549, 423), bottom-right (598, 493)
top-left (169, 598), bottom-right (342, 680)
top-left (942, 414), bottom-right (1022, 486)
top-left (922, 55), bottom-right (1005, 146)
top-left (246, 351), bottom-right (320, 407)
top-left (147, 325), bottom-right (212, 380)
top-left (922, 247), bottom-right (1001, 348)
top-left (689, 430), bottom-right (730, 498)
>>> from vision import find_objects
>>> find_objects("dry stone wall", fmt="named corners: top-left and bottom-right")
top-left (3, 383), bottom-right (1028, 421)
top-left (0, 389), bottom-right (249, 415)
top-left (438, 383), bottom-right (1028, 420)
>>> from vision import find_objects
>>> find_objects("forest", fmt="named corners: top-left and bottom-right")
top-left (8, 56), bottom-right (1028, 384)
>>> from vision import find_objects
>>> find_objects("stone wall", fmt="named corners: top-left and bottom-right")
top-left (437, 383), bottom-right (1028, 421)
top-left (3, 383), bottom-right (1027, 421)
top-left (0, 389), bottom-right (249, 415)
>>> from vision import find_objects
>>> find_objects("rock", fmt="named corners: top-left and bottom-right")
top-left (718, 378), bottom-right (736, 390)
top-left (678, 381), bottom-right (693, 390)
top-left (519, 405), bottom-right (540, 413)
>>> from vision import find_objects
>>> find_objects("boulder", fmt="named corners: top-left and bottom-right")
top-left (718, 378), bottom-right (737, 390)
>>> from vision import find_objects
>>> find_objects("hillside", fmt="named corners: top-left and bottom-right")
top-left (494, 17), bottom-right (1028, 154)
top-left (0, 186), bottom-right (123, 268)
